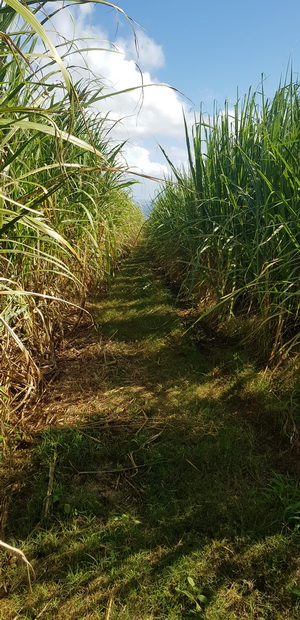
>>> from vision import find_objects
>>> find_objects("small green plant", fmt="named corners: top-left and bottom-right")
top-left (175, 576), bottom-right (209, 617)
top-left (263, 473), bottom-right (299, 504)
top-left (289, 587), bottom-right (300, 597)
top-left (284, 501), bottom-right (300, 529)
top-left (261, 472), bottom-right (300, 530)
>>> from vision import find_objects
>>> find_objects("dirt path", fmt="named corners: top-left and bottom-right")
top-left (1, 246), bottom-right (300, 619)
top-left (37, 245), bottom-right (220, 431)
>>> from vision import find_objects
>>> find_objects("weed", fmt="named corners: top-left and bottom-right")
top-left (175, 576), bottom-right (209, 617)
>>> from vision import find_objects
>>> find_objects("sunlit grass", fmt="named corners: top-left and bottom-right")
top-left (147, 78), bottom-right (300, 364)
top-left (2, 248), bottom-right (300, 619)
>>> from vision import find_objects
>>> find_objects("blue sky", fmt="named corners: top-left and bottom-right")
top-left (114, 0), bottom-right (300, 103)
top-left (57, 1), bottom-right (300, 206)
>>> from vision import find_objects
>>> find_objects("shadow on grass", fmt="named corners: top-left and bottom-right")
top-left (2, 248), bottom-right (300, 619)
top-left (4, 416), bottom-right (300, 618)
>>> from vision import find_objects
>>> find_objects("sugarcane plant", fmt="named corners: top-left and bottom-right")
top-left (0, 0), bottom-right (144, 416)
top-left (147, 78), bottom-right (300, 364)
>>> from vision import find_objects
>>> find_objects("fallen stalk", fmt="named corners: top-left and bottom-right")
top-left (0, 539), bottom-right (35, 591)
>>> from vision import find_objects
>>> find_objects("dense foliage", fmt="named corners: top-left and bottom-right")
top-left (0, 1), bottom-right (144, 411)
top-left (147, 80), bottom-right (300, 363)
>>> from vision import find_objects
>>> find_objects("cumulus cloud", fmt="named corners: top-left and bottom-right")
top-left (116, 29), bottom-right (165, 72)
top-left (44, 3), bottom-right (193, 200)
top-left (123, 143), bottom-right (167, 177)
top-left (77, 1), bottom-right (94, 17)
top-left (121, 143), bottom-right (169, 208)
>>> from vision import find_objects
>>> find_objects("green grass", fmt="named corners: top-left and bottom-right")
top-left (1, 246), bottom-right (300, 619)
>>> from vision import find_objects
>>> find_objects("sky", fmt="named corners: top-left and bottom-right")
top-left (51, 0), bottom-right (300, 208)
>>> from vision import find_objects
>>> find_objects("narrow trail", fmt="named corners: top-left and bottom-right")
top-left (38, 245), bottom-right (225, 430)
top-left (2, 246), bottom-right (300, 619)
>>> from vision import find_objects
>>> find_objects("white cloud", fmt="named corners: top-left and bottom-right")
top-left (167, 145), bottom-right (190, 169)
top-left (116, 29), bottom-right (165, 71)
top-left (78, 2), bottom-right (94, 17)
top-left (43, 3), bottom-right (193, 200)
top-left (123, 143), bottom-right (168, 178)
top-left (120, 143), bottom-right (168, 207)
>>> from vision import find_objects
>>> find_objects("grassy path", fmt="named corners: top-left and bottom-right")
top-left (1, 246), bottom-right (300, 619)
